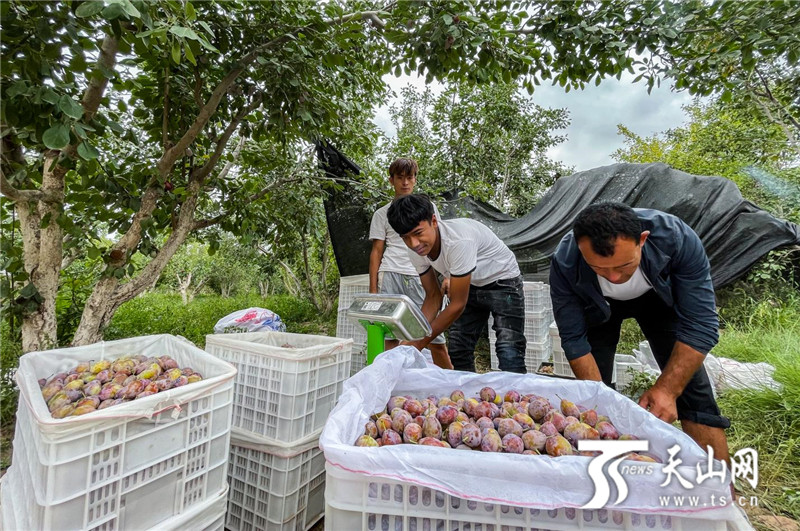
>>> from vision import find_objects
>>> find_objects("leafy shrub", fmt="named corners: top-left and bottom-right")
top-left (1, 320), bottom-right (23, 426)
top-left (105, 292), bottom-right (330, 348)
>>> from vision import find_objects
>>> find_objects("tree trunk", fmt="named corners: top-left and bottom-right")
top-left (18, 153), bottom-right (65, 352)
top-left (259, 280), bottom-right (270, 297)
top-left (177, 272), bottom-right (193, 305)
top-left (300, 229), bottom-right (320, 311)
top-left (221, 283), bottom-right (232, 298)
top-left (72, 180), bottom-right (201, 345)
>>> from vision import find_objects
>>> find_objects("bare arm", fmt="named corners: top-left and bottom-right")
top-left (639, 341), bottom-right (705, 423)
top-left (369, 239), bottom-right (385, 294)
top-left (404, 270), bottom-right (470, 351)
top-left (568, 353), bottom-right (603, 381)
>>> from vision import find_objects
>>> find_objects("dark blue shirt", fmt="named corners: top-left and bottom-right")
top-left (549, 209), bottom-right (719, 360)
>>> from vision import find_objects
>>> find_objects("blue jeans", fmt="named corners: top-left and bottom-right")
top-left (449, 276), bottom-right (527, 373)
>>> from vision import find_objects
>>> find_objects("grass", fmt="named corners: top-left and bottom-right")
top-left (714, 311), bottom-right (800, 523)
top-left (104, 291), bottom-right (335, 348)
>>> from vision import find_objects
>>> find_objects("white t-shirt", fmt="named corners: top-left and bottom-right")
top-left (370, 201), bottom-right (441, 276)
top-left (597, 266), bottom-right (653, 300)
top-left (408, 218), bottom-right (520, 286)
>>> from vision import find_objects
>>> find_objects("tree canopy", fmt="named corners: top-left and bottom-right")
top-left (2, 0), bottom-right (798, 352)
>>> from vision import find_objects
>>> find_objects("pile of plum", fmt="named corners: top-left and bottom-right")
top-left (355, 387), bottom-right (659, 461)
top-left (39, 355), bottom-right (203, 418)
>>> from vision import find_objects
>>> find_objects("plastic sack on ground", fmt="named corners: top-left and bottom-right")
top-left (213, 307), bottom-right (285, 334)
top-left (704, 354), bottom-right (780, 393)
top-left (320, 346), bottom-right (743, 522)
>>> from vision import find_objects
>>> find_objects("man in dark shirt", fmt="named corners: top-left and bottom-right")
top-left (550, 202), bottom-right (730, 462)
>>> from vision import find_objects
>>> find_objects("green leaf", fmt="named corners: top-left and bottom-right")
top-left (77, 141), bottom-right (100, 160)
top-left (20, 283), bottom-right (38, 298)
top-left (88, 246), bottom-right (100, 259)
top-left (42, 124), bottom-right (70, 149)
top-left (171, 40), bottom-right (181, 64)
top-left (185, 2), bottom-right (196, 20)
top-left (197, 36), bottom-right (219, 53)
top-left (73, 122), bottom-right (88, 139)
top-left (169, 25), bottom-right (200, 41)
top-left (58, 95), bottom-right (84, 119)
top-left (118, 0), bottom-right (140, 18)
top-left (42, 88), bottom-right (60, 104)
top-left (184, 42), bottom-right (196, 65)
top-left (442, 13), bottom-right (453, 25)
top-left (197, 20), bottom-right (214, 37)
top-left (101, 2), bottom-right (125, 19)
top-left (75, 1), bottom-right (105, 18)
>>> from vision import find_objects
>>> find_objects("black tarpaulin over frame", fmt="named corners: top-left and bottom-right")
top-left (316, 141), bottom-right (800, 288)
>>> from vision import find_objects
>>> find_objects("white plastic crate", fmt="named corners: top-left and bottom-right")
top-left (489, 308), bottom-right (552, 343)
top-left (616, 353), bottom-right (649, 392)
top-left (489, 336), bottom-right (551, 373)
top-left (226, 432), bottom-right (325, 531)
top-left (324, 463), bottom-right (729, 531)
top-left (519, 280), bottom-right (552, 312)
top-left (336, 275), bottom-right (370, 373)
top-left (205, 331), bottom-right (352, 446)
top-left (350, 348), bottom-right (367, 375)
top-left (552, 343), bottom-right (575, 378)
top-left (1, 467), bottom-right (228, 531)
top-left (7, 334), bottom-right (236, 531)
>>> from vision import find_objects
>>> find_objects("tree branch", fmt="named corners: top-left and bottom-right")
top-left (192, 94), bottom-right (263, 182)
top-left (192, 176), bottom-right (306, 231)
top-left (0, 172), bottom-right (47, 202)
top-left (162, 66), bottom-right (170, 150)
top-left (158, 8), bottom-right (389, 177)
top-left (82, 34), bottom-right (119, 123)
top-left (217, 136), bottom-right (246, 182)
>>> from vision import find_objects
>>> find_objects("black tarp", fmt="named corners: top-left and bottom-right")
top-left (317, 142), bottom-right (800, 288)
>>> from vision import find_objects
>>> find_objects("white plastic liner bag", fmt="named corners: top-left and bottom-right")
top-left (320, 346), bottom-right (744, 522)
top-left (213, 307), bottom-right (286, 334)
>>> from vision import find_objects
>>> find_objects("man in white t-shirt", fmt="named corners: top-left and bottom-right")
top-left (368, 158), bottom-right (451, 369)
top-left (386, 194), bottom-right (527, 373)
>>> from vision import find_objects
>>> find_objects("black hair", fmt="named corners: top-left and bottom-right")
top-left (573, 202), bottom-right (642, 256)
top-left (387, 194), bottom-right (434, 236)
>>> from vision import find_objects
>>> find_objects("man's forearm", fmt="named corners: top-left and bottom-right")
top-left (653, 340), bottom-right (706, 398)
top-left (368, 250), bottom-right (381, 293)
top-left (568, 353), bottom-right (603, 381)
top-left (416, 301), bottom-right (464, 349)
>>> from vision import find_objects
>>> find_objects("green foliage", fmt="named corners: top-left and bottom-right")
top-left (104, 292), bottom-right (328, 348)
top-left (652, 0), bottom-right (800, 151)
top-left (613, 97), bottom-right (800, 224)
top-left (619, 367), bottom-right (657, 402)
top-left (382, 83), bottom-right (572, 215)
top-left (0, 320), bottom-right (23, 426)
top-left (714, 295), bottom-right (800, 520)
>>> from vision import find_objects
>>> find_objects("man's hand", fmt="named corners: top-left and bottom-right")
top-left (638, 384), bottom-right (679, 424)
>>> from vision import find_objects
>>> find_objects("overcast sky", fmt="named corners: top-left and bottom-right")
top-left (373, 72), bottom-right (697, 172)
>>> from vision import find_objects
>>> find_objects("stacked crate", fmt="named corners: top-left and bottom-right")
top-left (335, 274), bottom-right (370, 375)
top-left (205, 331), bottom-right (352, 531)
top-left (488, 282), bottom-right (554, 372)
top-left (0, 335), bottom-right (236, 530)
top-left (550, 321), bottom-right (575, 378)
